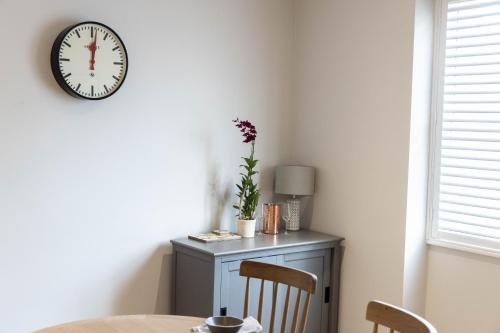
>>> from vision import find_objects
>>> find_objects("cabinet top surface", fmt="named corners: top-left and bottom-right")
top-left (171, 230), bottom-right (343, 257)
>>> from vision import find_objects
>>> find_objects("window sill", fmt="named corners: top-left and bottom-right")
top-left (427, 237), bottom-right (500, 259)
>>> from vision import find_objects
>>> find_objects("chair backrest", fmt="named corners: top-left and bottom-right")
top-left (366, 301), bottom-right (437, 333)
top-left (239, 260), bottom-right (317, 333)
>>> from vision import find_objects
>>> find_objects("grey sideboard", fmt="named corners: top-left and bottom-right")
top-left (170, 230), bottom-right (343, 333)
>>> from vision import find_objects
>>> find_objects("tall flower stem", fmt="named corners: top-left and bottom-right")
top-left (233, 119), bottom-right (260, 220)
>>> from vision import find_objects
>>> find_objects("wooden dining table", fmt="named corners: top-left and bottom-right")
top-left (33, 315), bottom-right (206, 333)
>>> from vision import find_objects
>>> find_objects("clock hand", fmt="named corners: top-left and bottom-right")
top-left (89, 31), bottom-right (97, 70)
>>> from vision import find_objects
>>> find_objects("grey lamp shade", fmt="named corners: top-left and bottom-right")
top-left (274, 165), bottom-right (315, 196)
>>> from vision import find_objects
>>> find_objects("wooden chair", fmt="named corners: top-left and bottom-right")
top-left (366, 301), bottom-right (437, 333)
top-left (239, 260), bottom-right (317, 333)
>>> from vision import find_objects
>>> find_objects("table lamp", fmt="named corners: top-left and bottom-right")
top-left (274, 165), bottom-right (315, 230)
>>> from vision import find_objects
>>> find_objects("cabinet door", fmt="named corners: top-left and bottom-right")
top-left (282, 251), bottom-right (325, 333)
top-left (220, 251), bottom-right (328, 333)
top-left (220, 256), bottom-right (280, 333)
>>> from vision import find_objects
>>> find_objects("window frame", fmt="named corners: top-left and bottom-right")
top-left (426, 0), bottom-right (500, 258)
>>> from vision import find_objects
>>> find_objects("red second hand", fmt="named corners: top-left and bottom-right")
top-left (89, 31), bottom-right (97, 70)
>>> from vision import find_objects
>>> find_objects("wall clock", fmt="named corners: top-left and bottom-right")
top-left (50, 21), bottom-right (128, 100)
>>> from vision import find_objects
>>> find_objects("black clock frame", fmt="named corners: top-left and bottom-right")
top-left (50, 21), bottom-right (129, 100)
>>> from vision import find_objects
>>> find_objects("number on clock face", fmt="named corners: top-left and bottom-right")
top-left (51, 22), bottom-right (128, 100)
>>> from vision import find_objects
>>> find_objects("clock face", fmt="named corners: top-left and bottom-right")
top-left (50, 22), bottom-right (128, 100)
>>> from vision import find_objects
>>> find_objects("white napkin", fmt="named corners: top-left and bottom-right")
top-left (191, 316), bottom-right (263, 333)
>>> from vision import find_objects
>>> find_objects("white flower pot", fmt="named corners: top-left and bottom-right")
top-left (237, 219), bottom-right (256, 238)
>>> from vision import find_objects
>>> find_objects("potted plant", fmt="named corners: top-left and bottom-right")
top-left (233, 118), bottom-right (260, 238)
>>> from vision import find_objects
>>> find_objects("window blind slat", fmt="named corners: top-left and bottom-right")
top-left (441, 190), bottom-right (500, 205)
top-left (444, 109), bottom-right (500, 113)
top-left (445, 85), bottom-right (500, 93)
top-left (441, 195), bottom-right (500, 211)
top-left (448, 10), bottom-right (500, 21)
top-left (440, 174), bottom-right (500, 192)
top-left (442, 139), bottom-right (500, 152)
top-left (446, 41), bottom-right (500, 49)
top-left (441, 167), bottom-right (500, 181)
top-left (441, 184), bottom-right (500, 200)
top-left (442, 157), bottom-right (500, 170)
top-left (448, 15), bottom-right (500, 30)
top-left (444, 113), bottom-right (500, 120)
top-left (444, 99), bottom-right (500, 103)
top-left (445, 91), bottom-right (500, 95)
top-left (447, 51), bottom-right (500, 59)
top-left (448, 20), bottom-right (500, 30)
top-left (440, 214), bottom-right (500, 232)
top-left (445, 80), bottom-right (500, 85)
top-left (445, 70), bottom-right (500, 75)
top-left (439, 222), bottom-right (500, 239)
top-left (448, 0), bottom-right (500, 12)
top-left (443, 118), bottom-right (500, 123)
top-left (442, 122), bottom-right (500, 132)
top-left (439, 200), bottom-right (500, 217)
top-left (446, 62), bottom-right (500, 68)
top-left (447, 32), bottom-right (500, 40)
top-left (443, 129), bottom-right (500, 138)
top-left (442, 149), bottom-right (500, 161)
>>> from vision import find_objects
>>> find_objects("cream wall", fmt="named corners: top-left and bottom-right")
top-left (425, 247), bottom-right (500, 333)
top-left (3, 1), bottom-right (500, 333)
top-left (403, 0), bottom-right (433, 315)
top-left (0, 1), bottom-right (293, 332)
top-left (293, 1), bottom-right (500, 333)
top-left (292, 0), bottom-right (417, 332)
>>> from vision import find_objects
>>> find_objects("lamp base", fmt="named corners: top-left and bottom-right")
top-left (286, 198), bottom-right (300, 231)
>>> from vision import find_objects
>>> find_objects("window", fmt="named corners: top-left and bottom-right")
top-left (428, 0), bottom-right (500, 256)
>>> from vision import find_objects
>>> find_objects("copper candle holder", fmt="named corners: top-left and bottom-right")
top-left (263, 203), bottom-right (281, 235)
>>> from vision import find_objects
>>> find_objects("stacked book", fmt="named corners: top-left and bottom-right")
top-left (188, 230), bottom-right (242, 243)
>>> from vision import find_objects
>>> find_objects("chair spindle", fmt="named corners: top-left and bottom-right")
top-left (290, 289), bottom-right (302, 333)
top-left (243, 277), bottom-right (250, 318)
top-left (298, 293), bottom-right (311, 333)
top-left (257, 279), bottom-right (265, 323)
top-left (280, 285), bottom-right (291, 333)
top-left (269, 282), bottom-right (279, 333)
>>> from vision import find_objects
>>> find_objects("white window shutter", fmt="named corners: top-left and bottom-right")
top-left (429, 0), bottom-right (500, 255)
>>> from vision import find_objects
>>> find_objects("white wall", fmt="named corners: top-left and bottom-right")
top-left (293, 1), bottom-right (500, 333)
top-left (403, 0), bottom-right (433, 315)
top-left (425, 247), bottom-right (500, 333)
top-left (4, 1), bottom-right (499, 333)
top-left (0, 1), bottom-right (293, 332)
top-left (292, 0), bottom-right (417, 332)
